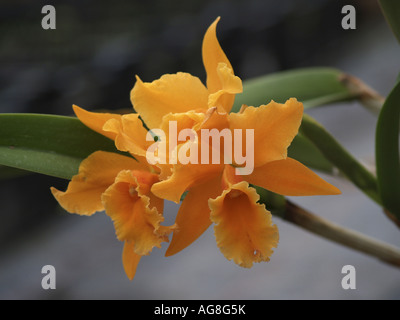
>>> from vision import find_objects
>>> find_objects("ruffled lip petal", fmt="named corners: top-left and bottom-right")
top-left (209, 181), bottom-right (279, 268)
top-left (102, 170), bottom-right (176, 256)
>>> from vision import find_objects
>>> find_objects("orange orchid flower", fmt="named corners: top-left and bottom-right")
top-left (50, 112), bottom-right (176, 280)
top-left (125, 17), bottom-right (341, 267)
top-left (149, 101), bottom-right (341, 267)
top-left (51, 17), bottom-right (341, 276)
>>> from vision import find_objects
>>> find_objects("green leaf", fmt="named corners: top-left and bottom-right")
top-left (288, 133), bottom-right (333, 173)
top-left (375, 81), bottom-right (400, 218)
top-left (0, 165), bottom-right (31, 180)
top-left (253, 185), bottom-right (286, 218)
top-left (0, 114), bottom-right (123, 180)
top-left (379, 0), bottom-right (400, 44)
top-left (300, 114), bottom-right (380, 205)
top-left (232, 67), bottom-right (357, 112)
top-left (0, 146), bottom-right (81, 180)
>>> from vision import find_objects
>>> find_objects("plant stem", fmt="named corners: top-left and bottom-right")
top-left (339, 73), bottom-right (385, 116)
top-left (281, 201), bottom-right (400, 268)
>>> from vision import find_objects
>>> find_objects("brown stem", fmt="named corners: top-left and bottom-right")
top-left (340, 73), bottom-right (385, 115)
top-left (282, 201), bottom-right (400, 268)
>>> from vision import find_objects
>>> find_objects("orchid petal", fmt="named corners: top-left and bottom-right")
top-left (165, 175), bottom-right (223, 256)
top-left (247, 157), bottom-right (341, 196)
top-left (51, 151), bottom-right (146, 216)
top-left (73, 105), bottom-right (121, 141)
top-left (209, 181), bottom-right (279, 268)
top-left (122, 241), bottom-right (141, 281)
top-left (102, 170), bottom-right (175, 255)
top-left (229, 98), bottom-right (304, 167)
top-left (131, 73), bottom-right (208, 129)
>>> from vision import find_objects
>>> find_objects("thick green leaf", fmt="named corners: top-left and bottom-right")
top-left (375, 81), bottom-right (400, 218)
top-left (0, 114), bottom-right (123, 180)
top-left (253, 185), bottom-right (286, 217)
top-left (232, 67), bottom-right (356, 112)
top-left (0, 165), bottom-right (31, 180)
top-left (0, 146), bottom-right (81, 180)
top-left (288, 133), bottom-right (333, 173)
top-left (300, 114), bottom-right (380, 205)
top-left (379, 0), bottom-right (400, 44)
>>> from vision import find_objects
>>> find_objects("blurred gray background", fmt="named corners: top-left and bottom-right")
top-left (1, 0), bottom-right (400, 299)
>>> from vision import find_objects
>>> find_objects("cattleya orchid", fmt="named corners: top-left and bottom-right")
top-left (51, 17), bottom-right (340, 279)
top-left (51, 149), bottom-right (177, 280)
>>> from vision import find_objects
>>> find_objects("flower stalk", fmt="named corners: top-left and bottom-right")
top-left (339, 73), bottom-right (385, 116)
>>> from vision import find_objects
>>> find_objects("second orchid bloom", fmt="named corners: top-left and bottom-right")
top-left (51, 17), bottom-right (340, 280)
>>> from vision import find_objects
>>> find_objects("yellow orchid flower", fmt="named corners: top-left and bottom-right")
top-left (50, 113), bottom-right (176, 280)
